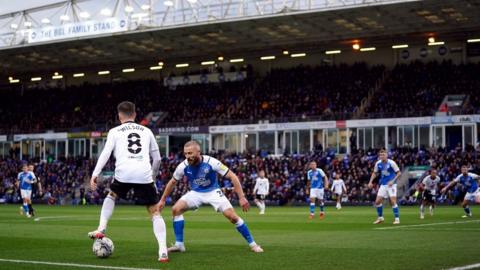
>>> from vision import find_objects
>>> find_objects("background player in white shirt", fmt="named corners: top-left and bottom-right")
top-left (88, 101), bottom-right (168, 263)
top-left (331, 173), bottom-right (347, 210)
top-left (418, 169), bottom-right (440, 219)
top-left (253, 170), bottom-right (269, 215)
top-left (158, 141), bottom-right (263, 253)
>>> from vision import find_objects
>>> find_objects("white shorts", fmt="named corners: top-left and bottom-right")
top-left (180, 188), bottom-right (233, 212)
top-left (310, 188), bottom-right (324, 199)
top-left (378, 184), bottom-right (397, 199)
top-left (21, 189), bottom-right (32, 200)
top-left (464, 188), bottom-right (480, 201)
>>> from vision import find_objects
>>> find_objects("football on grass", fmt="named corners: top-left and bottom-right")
top-left (92, 237), bottom-right (114, 258)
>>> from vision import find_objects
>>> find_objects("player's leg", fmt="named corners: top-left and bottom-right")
top-left (261, 198), bottom-right (266, 214)
top-left (169, 191), bottom-right (201, 252)
top-left (336, 193), bottom-right (342, 209)
top-left (390, 196), bottom-right (400, 224)
top-left (140, 183), bottom-right (168, 262)
top-left (420, 200), bottom-right (426, 219)
top-left (222, 208), bottom-right (263, 252)
top-left (254, 196), bottom-right (262, 212)
top-left (309, 189), bottom-right (316, 219)
top-left (461, 199), bottom-right (472, 218)
top-left (373, 196), bottom-right (385, 224)
top-left (88, 180), bottom-right (126, 239)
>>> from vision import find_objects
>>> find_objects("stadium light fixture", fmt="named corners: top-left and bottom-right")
top-left (164, 0), bottom-right (174, 7)
top-left (428, 37), bottom-right (435, 43)
top-left (176, 63), bottom-right (189, 68)
top-left (101, 8), bottom-right (112, 16)
top-left (428, 41), bottom-right (444, 46)
top-left (10, 79), bottom-right (20, 83)
top-left (217, 56), bottom-right (224, 61)
top-left (79, 12), bottom-right (90, 19)
top-left (31, 77), bottom-right (42, 82)
top-left (60, 15), bottom-right (70, 21)
top-left (141, 4), bottom-right (150, 10)
top-left (352, 44), bottom-right (360, 50)
top-left (98, 70), bottom-right (110, 75)
top-left (24, 21), bottom-right (32, 27)
top-left (282, 50), bottom-right (289, 55)
top-left (125, 5), bottom-right (134, 13)
top-left (158, 61), bottom-right (164, 66)
top-left (52, 74), bottom-right (63, 79)
top-left (325, 50), bottom-right (341, 55)
top-left (41, 18), bottom-right (51, 24)
top-left (260, 56), bottom-right (275, 60)
top-left (8, 76), bottom-right (12, 80)
top-left (392, 44), bottom-right (408, 49)
top-left (10, 23), bottom-right (18, 29)
top-left (229, 58), bottom-right (244, 63)
top-left (122, 68), bottom-right (135, 73)
top-left (201, 61), bottom-right (215, 65)
top-left (360, 47), bottom-right (376, 52)
top-left (467, 38), bottom-right (480, 43)
top-left (73, 73), bottom-right (85, 77)
top-left (150, 66), bottom-right (163, 70)
top-left (291, 53), bottom-right (306, 58)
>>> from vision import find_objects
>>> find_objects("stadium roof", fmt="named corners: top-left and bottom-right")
top-left (1, 0), bottom-right (480, 77)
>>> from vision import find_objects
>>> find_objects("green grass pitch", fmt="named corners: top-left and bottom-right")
top-left (0, 204), bottom-right (478, 270)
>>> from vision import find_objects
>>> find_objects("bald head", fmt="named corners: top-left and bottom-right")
top-left (184, 140), bottom-right (201, 165)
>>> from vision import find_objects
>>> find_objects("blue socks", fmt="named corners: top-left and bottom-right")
top-left (319, 203), bottom-right (324, 213)
top-left (23, 203), bottom-right (28, 214)
top-left (376, 204), bottom-right (383, 217)
top-left (464, 206), bottom-right (471, 215)
top-left (235, 218), bottom-right (255, 246)
top-left (393, 204), bottom-right (400, 218)
top-left (309, 203), bottom-right (315, 214)
top-left (173, 215), bottom-right (184, 244)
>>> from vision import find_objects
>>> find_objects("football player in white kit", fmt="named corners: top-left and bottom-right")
top-left (87, 101), bottom-right (168, 263)
top-left (159, 141), bottom-right (263, 253)
top-left (419, 169), bottom-right (440, 219)
top-left (253, 170), bottom-right (269, 215)
top-left (331, 173), bottom-right (347, 210)
top-left (441, 165), bottom-right (480, 218)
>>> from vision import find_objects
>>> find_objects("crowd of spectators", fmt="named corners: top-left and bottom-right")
top-left (1, 146), bottom-right (478, 206)
top-left (364, 60), bottom-right (480, 118)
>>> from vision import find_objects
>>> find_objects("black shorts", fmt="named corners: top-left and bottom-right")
top-left (422, 190), bottom-right (435, 204)
top-left (110, 179), bottom-right (159, 206)
top-left (256, 194), bottom-right (266, 200)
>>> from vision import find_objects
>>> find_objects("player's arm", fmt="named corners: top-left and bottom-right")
top-left (306, 174), bottom-right (311, 195)
top-left (342, 181), bottom-right (347, 194)
top-left (253, 179), bottom-right (259, 194)
top-left (441, 176), bottom-right (459, 193)
top-left (266, 178), bottom-right (270, 194)
top-left (368, 164), bottom-right (379, 189)
top-left (387, 161), bottom-right (401, 187)
top-left (90, 131), bottom-right (115, 190)
top-left (224, 170), bottom-right (250, 212)
top-left (149, 131), bottom-right (161, 180)
top-left (321, 170), bottom-right (329, 189)
top-left (158, 163), bottom-right (185, 211)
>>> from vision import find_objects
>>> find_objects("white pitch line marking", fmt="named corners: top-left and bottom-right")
top-left (374, 219), bottom-right (480, 230)
top-left (444, 262), bottom-right (480, 270)
top-left (0, 258), bottom-right (160, 270)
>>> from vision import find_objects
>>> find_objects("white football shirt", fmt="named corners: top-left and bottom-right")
top-left (92, 122), bottom-right (159, 184)
top-left (421, 175), bottom-right (440, 193)
top-left (254, 177), bottom-right (269, 195)
top-left (331, 179), bottom-right (346, 194)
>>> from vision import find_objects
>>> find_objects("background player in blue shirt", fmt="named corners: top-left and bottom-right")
top-left (441, 165), bottom-right (480, 218)
top-left (368, 149), bottom-right (401, 224)
top-left (159, 141), bottom-right (263, 253)
top-left (306, 161), bottom-right (328, 219)
top-left (16, 164), bottom-right (36, 218)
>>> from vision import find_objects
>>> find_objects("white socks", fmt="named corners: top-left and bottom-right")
top-left (98, 195), bottom-right (115, 232)
top-left (152, 215), bottom-right (167, 255)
